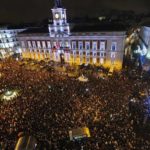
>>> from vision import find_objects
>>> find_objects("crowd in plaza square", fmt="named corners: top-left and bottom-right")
top-left (0, 59), bottom-right (150, 150)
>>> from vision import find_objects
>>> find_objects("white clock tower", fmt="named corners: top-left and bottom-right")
top-left (49, 0), bottom-right (70, 37)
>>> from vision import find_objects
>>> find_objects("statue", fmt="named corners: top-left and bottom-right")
top-left (55, 0), bottom-right (62, 8)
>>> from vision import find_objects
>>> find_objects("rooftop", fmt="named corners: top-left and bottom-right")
top-left (71, 23), bottom-right (127, 32)
top-left (19, 27), bottom-right (49, 34)
top-left (18, 23), bottom-right (127, 36)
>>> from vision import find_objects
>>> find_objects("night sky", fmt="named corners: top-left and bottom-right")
top-left (0, 0), bottom-right (150, 23)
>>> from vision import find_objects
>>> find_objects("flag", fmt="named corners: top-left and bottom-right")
top-left (56, 41), bottom-right (60, 49)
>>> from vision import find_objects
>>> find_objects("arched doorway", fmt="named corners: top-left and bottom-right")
top-left (60, 53), bottom-right (65, 64)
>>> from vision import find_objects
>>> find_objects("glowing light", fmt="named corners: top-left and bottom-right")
top-left (85, 88), bottom-right (89, 92)
top-left (5, 91), bottom-right (13, 96)
top-left (126, 37), bottom-right (130, 43)
top-left (100, 58), bottom-right (104, 64)
top-left (93, 58), bottom-right (97, 64)
top-left (16, 48), bottom-right (22, 53)
top-left (1, 90), bottom-right (19, 101)
top-left (130, 98), bottom-right (136, 103)
top-left (55, 13), bottom-right (60, 19)
top-left (98, 16), bottom-right (106, 21)
top-left (78, 75), bottom-right (88, 82)
top-left (69, 127), bottom-right (91, 141)
top-left (134, 45), bottom-right (148, 56)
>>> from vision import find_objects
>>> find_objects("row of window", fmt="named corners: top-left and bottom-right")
top-left (25, 41), bottom-right (70, 49)
top-left (72, 51), bottom-right (106, 57)
top-left (72, 41), bottom-right (117, 51)
top-left (24, 40), bottom-right (117, 51)
top-left (0, 38), bottom-right (17, 43)
top-left (27, 49), bottom-right (107, 57)
top-left (0, 43), bottom-right (19, 48)
top-left (0, 34), bottom-right (16, 39)
top-left (72, 58), bottom-right (106, 64)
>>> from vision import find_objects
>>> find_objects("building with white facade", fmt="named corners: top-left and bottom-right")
top-left (138, 26), bottom-right (150, 71)
top-left (139, 26), bottom-right (150, 58)
top-left (17, 0), bottom-right (126, 70)
top-left (0, 27), bottom-right (26, 58)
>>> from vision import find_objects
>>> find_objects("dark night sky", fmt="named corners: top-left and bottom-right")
top-left (0, 0), bottom-right (150, 23)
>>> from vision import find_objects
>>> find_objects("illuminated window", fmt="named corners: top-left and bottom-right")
top-left (37, 41), bottom-right (41, 48)
top-left (32, 41), bottom-right (36, 48)
top-left (55, 41), bottom-right (60, 49)
top-left (78, 41), bottom-right (83, 50)
top-left (86, 52), bottom-right (90, 56)
top-left (62, 12), bottom-right (65, 18)
top-left (86, 58), bottom-right (90, 63)
top-left (47, 41), bottom-right (51, 48)
top-left (73, 51), bottom-right (76, 55)
top-left (100, 58), bottom-right (104, 64)
top-left (100, 52), bottom-right (104, 57)
top-left (79, 52), bottom-right (82, 55)
top-left (92, 41), bottom-right (97, 50)
top-left (100, 41), bottom-right (106, 51)
top-left (93, 52), bottom-right (97, 57)
top-left (72, 41), bottom-right (76, 49)
top-left (93, 58), bottom-right (97, 64)
top-left (27, 41), bottom-right (32, 48)
top-left (111, 42), bottom-right (117, 51)
top-left (21, 41), bottom-right (25, 48)
top-left (42, 41), bottom-right (46, 48)
top-left (65, 41), bottom-right (69, 47)
top-left (85, 41), bottom-right (90, 50)
top-left (53, 41), bottom-right (56, 48)
top-left (59, 41), bottom-right (63, 48)
top-left (111, 53), bottom-right (115, 58)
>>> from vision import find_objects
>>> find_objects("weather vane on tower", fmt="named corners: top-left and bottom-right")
top-left (54, 0), bottom-right (62, 8)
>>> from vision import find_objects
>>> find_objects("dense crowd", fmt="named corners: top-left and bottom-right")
top-left (0, 59), bottom-right (150, 150)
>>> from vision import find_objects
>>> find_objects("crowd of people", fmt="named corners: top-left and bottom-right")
top-left (0, 58), bottom-right (150, 150)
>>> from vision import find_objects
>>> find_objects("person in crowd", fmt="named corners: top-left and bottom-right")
top-left (0, 58), bottom-right (150, 149)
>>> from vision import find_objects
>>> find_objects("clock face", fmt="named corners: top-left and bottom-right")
top-left (55, 13), bottom-right (60, 19)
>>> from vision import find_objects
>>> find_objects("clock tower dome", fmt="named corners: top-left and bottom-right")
top-left (49, 0), bottom-right (70, 37)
